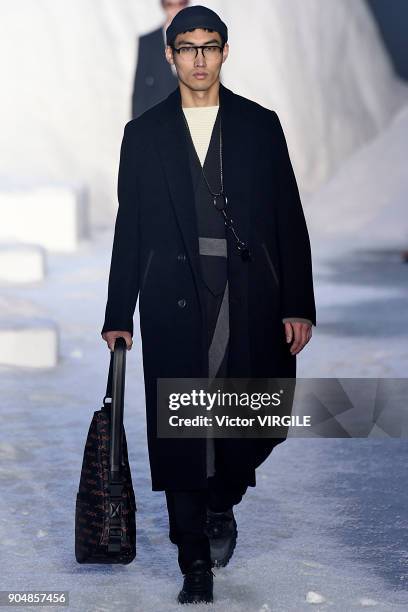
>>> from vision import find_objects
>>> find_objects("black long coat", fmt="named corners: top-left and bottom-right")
top-left (101, 82), bottom-right (316, 491)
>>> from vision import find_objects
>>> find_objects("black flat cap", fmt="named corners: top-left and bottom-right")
top-left (166, 5), bottom-right (228, 47)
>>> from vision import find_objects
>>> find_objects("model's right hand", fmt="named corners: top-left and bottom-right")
top-left (102, 331), bottom-right (133, 351)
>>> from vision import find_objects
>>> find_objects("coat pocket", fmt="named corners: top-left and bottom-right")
top-left (140, 249), bottom-right (155, 293)
top-left (261, 242), bottom-right (280, 289)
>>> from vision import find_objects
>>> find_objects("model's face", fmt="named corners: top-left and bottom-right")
top-left (162, 0), bottom-right (189, 22)
top-left (165, 28), bottom-right (229, 92)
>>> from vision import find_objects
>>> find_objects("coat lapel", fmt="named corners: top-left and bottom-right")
top-left (153, 82), bottom-right (252, 318)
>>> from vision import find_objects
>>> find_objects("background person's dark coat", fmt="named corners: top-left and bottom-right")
top-left (131, 26), bottom-right (178, 119)
top-left (101, 82), bottom-right (317, 491)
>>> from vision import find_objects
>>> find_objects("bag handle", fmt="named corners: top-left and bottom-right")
top-left (102, 336), bottom-right (127, 479)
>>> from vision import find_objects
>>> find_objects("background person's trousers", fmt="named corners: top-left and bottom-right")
top-left (165, 471), bottom-right (248, 574)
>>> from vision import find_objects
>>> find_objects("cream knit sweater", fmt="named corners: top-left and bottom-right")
top-left (182, 105), bottom-right (219, 167)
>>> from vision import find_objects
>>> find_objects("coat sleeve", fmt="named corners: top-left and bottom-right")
top-left (271, 111), bottom-right (317, 326)
top-left (101, 122), bottom-right (140, 337)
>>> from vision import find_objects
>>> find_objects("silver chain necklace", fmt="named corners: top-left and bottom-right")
top-left (181, 109), bottom-right (252, 262)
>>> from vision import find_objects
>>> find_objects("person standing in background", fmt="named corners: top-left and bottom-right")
top-left (131, 0), bottom-right (190, 119)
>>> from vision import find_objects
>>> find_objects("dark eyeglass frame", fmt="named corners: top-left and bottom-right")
top-left (171, 44), bottom-right (225, 59)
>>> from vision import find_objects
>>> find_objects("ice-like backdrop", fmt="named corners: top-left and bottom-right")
top-left (1, 4), bottom-right (408, 608)
top-left (0, 0), bottom-right (407, 226)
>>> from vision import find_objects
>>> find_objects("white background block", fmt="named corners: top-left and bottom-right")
top-left (0, 184), bottom-right (89, 252)
top-left (0, 243), bottom-right (46, 283)
top-left (0, 319), bottom-right (58, 367)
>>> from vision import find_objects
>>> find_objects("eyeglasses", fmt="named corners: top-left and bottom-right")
top-left (172, 45), bottom-right (224, 60)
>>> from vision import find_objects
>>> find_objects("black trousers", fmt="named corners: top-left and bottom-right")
top-left (165, 470), bottom-right (248, 573)
top-left (165, 280), bottom-right (249, 574)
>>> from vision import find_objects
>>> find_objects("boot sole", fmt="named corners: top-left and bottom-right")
top-left (177, 593), bottom-right (214, 604)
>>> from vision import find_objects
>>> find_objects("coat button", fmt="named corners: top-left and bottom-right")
top-left (145, 75), bottom-right (154, 86)
top-left (177, 253), bottom-right (186, 262)
top-left (177, 298), bottom-right (187, 308)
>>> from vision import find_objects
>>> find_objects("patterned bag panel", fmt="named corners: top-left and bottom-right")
top-left (75, 407), bottom-right (136, 564)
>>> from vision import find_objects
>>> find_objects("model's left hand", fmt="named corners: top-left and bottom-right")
top-left (284, 321), bottom-right (312, 355)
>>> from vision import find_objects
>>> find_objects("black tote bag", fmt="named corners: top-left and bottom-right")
top-left (75, 336), bottom-right (136, 564)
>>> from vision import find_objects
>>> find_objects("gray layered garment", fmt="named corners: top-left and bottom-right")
top-left (182, 107), bottom-right (228, 478)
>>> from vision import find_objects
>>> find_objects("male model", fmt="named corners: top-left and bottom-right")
top-left (102, 5), bottom-right (316, 604)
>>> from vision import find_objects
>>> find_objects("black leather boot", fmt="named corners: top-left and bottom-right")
top-left (205, 508), bottom-right (237, 568)
top-left (177, 559), bottom-right (214, 604)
